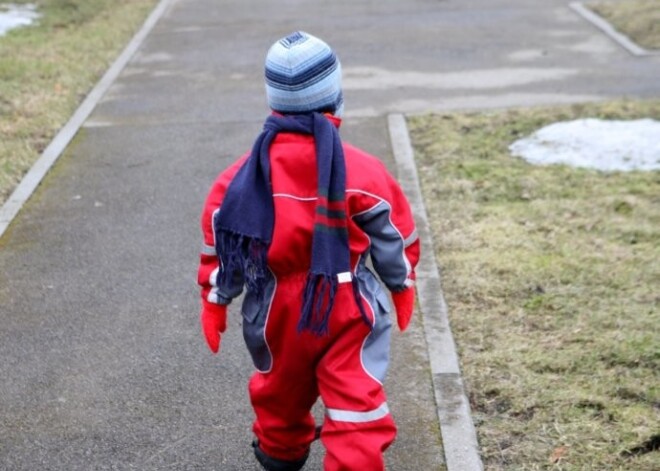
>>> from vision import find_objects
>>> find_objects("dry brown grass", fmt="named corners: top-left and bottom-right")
top-left (589, 0), bottom-right (660, 49)
top-left (0, 0), bottom-right (158, 204)
top-left (409, 100), bottom-right (660, 470)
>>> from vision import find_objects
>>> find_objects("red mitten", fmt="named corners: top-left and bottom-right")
top-left (200, 303), bottom-right (227, 354)
top-left (392, 288), bottom-right (415, 332)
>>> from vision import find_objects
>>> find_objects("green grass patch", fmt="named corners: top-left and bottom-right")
top-left (0, 0), bottom-right (158, 204)
top-left (589, 0), bottom-right (660, 49)
top-left (409, 100), bottom-right (660, 470)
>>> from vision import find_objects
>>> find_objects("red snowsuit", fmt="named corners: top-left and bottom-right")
top-left (198, 115), bottom-right (419, 470)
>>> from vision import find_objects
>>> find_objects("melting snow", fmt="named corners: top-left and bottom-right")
top-left (0, 3), bottom-right (40, 36)
top-left (509, 118), bottom-right (660, 172)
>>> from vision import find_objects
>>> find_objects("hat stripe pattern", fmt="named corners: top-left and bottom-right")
top-left (266, 54), bottom-right (338, 89)
top-left (265, 31), bottom-right (343, 115)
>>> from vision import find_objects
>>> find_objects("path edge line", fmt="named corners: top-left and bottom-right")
top-left (569, 2), bottom-right (660, 57)
top-left (0, 0), bottom-right (175, 239)
top-left (388, 113), bottom-right (484, 471)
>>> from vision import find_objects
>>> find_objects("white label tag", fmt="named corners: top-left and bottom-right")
top-left (337, 272), bottom-right (352, 283)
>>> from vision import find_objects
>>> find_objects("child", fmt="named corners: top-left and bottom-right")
top-left (197, 31), bottom-right (420, 471)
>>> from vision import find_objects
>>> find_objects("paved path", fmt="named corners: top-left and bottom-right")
top-left (1, 0), bottom-right (659, 470)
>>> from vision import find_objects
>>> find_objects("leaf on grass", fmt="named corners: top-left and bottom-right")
top-left (549, 446), bottom-right (568, 464)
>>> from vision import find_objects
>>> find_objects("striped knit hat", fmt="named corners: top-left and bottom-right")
top-left (265, 31), bottom-right (344, 116)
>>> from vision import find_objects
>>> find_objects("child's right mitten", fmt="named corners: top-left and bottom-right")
top-left (200, 303), bottom-right (227, 354)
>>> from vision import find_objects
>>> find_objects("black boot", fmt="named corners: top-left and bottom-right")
top-left (252, 441), bottom-right (309, 471)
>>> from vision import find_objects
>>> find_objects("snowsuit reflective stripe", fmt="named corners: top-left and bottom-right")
top-left (198, 115), bottom-right (420, 470)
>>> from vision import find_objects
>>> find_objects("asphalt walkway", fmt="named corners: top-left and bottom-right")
top-left (1, 0), bottom-right (659, 470)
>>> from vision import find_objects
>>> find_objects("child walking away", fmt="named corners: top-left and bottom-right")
top-left (197, 31), bottom-right (420, 471)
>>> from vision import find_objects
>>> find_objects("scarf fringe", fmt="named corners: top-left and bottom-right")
top-left (299, 274), bottom-right (336, 336)
top-left (217, 230), bottom-right (269, 301)
top-left (298, 274), bottom-right (374, 336)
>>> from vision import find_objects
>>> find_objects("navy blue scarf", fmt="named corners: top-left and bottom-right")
top-left (214, 113), bottom-right (369, 335)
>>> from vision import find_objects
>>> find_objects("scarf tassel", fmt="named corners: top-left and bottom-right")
top-left (299, 274), bottom-right (337, 336)
top-left (217, 230), bottom-right (270, 301)
top-left (299, 274), bottom-right (374, 336)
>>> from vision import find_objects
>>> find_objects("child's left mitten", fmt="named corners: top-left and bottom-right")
top-left (200, 303), bottom-right (227, 354)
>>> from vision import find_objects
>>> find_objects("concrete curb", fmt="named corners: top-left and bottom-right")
top-left (388, 114), bottom-right (484, 471)
top-left (569, 2), bottom-right (660, 57)
top-left (0, 0), bottom-right (175, 239)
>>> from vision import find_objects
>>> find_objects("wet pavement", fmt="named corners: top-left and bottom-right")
top-left (1, 0), bottom-right (659, 469)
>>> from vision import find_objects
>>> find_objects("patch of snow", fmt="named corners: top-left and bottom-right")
top-left (0, 3), bottom-right (40, 36)
top-left (509, 118), bottom-right (660, 172)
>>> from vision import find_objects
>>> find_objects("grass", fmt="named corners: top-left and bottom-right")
top-left (0, 0), bottom-right (158, 204)
top-left (408, 100), bottom-right (660, 470)
top-left (589, 0), bottom-right (660, 49)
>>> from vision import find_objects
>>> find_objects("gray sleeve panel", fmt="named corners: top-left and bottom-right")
top-left (356, 264), bottom-right (392, 384)
top-left (241, 274), bottom-right (275, 373)
top-left (353, 201), bottom-right (410, 291)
